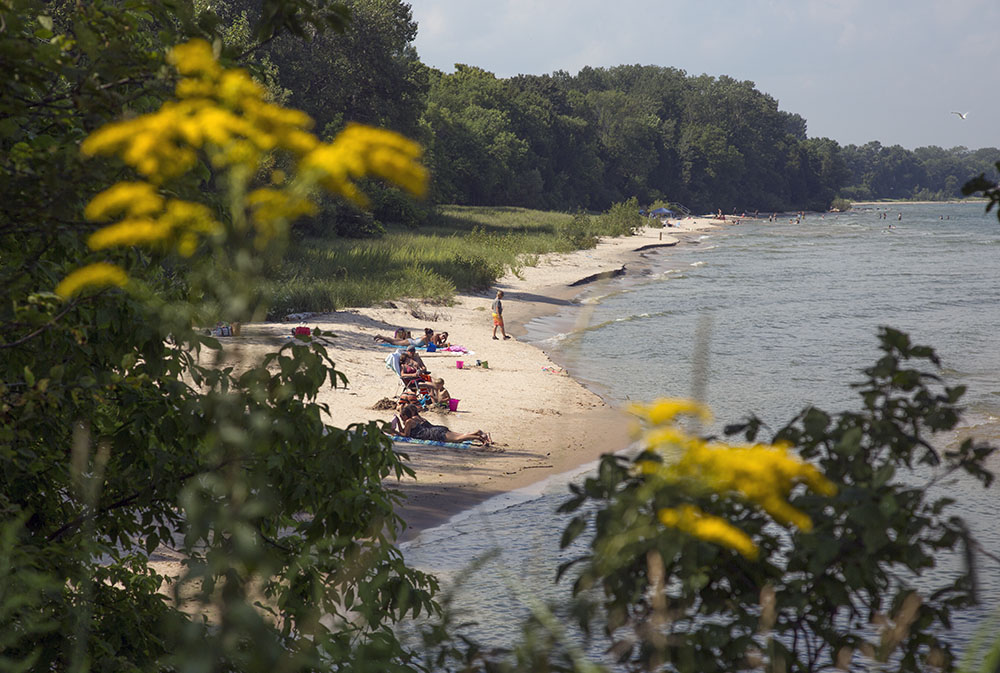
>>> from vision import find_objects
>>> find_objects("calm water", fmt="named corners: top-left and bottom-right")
top-left (402, 202), bottom-right (1000, 656)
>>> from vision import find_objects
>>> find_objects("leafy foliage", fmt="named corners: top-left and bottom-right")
top-left (961, 161), bottom-right (1000, 224)
top-left (1, 3), bottom-right (437, 671)
top-left (593, 197), bottom-right (643, 237)
top-left (557, 328), bottom-right (994, 673)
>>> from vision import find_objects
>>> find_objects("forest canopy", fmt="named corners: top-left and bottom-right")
top-left (164, 0), bottom-right (1000, 222)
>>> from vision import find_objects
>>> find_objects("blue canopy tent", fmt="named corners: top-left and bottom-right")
top-left (651, 207), bottom-right (674, 216)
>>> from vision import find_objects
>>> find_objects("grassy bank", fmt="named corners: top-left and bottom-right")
top-left (262, 202), bottom-right (642, 318)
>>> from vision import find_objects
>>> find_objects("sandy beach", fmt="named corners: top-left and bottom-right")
top-left (212, 217), bottom-right (721, 540)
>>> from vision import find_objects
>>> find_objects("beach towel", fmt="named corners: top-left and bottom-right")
top-left (385, 349), bottom-right (402, 376)
top-left (379, 342), bottom-right (430, 350)
top-left (380, 342), bottom-right (469, 356)
top-left (388, 435), bottom-right (476, 450)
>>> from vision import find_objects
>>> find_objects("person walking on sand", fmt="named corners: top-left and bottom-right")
top-left (492, 290), bottom-right (510, 340)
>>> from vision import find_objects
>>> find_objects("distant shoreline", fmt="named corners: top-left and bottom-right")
top-left (851, 198), bottom-right (986, 206)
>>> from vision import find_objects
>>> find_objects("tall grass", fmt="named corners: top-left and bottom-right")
top-left (261, 203), bottom-right (640, 318)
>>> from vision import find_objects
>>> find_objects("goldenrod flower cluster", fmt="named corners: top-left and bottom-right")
top-left (83, 182), bottom-right (219, 257)
top-left (299, 124), bottom-right (426, 208)
top-left (61, 39), bottom-right (428, 299)
top-left (631, 398), bottom-right (837, 559)
top-left (658, 504), bottom-right (759, 560)
top-left (55, 263), bottom-right (129, 300)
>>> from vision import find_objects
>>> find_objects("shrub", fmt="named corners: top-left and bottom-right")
top-left (556, 211), bottom-right (598, 249)
top-left (594, 197), bottom-right (643, 237)
top-left (830, 197), bottom-right (852, 212)
top-left (558, 328), bottom-right (995, 673)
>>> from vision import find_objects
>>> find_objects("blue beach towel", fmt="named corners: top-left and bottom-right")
top-left (378, 342), bottom-right (429, 351)
top-left (389, 435), bottom-right (476, 450)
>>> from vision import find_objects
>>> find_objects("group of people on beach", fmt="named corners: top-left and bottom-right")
top-left (374, 326), bottom-right (450, 348)
top-left (375, 291), bottom-right (510, 448)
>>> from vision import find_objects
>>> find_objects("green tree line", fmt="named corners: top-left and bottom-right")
top-left (240, 0), bottom-right (998, 222)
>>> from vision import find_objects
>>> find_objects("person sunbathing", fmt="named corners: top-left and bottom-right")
top-left (397, 404), bottom-right (491, 446)
top-left (432, 331), bottom-right (449, 347)
top-left (374, 327), bottom-right (434, 347)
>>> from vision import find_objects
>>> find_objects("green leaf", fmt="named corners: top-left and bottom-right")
top-left (834, 426), bottom-right (862, 456)
top-left (872, 462), bottom-right (895, 488)
top-left (560, 515), bottom-right (587, 549)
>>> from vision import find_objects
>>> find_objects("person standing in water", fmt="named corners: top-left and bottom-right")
top-left (492, 290), bottom-right (510, 340)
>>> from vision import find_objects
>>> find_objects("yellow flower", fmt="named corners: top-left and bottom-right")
top-left (248, 188), bottom-right (317, 224)
top-left (168, 39), bottom-right (221, 79)
top-left (633, 398), bottom-right (838, 541)
top-left (78, 38), bottom-right (428, 263)
top-left (217, 69), bottom-right (265, 107)
top-left (159, 200), bottom-right (219, 234)
top-left (658, 504), bottom-right (759, 560)
top-left (175, 77), bottom-right (216, 100)
top-left (301, 123), bottom-right (428, 206)
top-left (281, 129), bottom-right (319, 156)
top-left (629, 398), bottom-right (712, 426)
top-left (84, 182), bottom-right (164, 221)
top-left (55, 263), bottom-right (129, 299)
top-left (87, 218), bottom-right (169, 250)
top-left (177, 232), bottom-right (199, 257)
top-left (84, 197), bottom-right (219, 254)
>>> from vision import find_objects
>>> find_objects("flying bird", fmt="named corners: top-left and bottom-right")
top-left (951, 111), bottom-right (969, 120)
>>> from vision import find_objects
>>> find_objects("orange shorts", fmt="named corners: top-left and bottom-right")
top-left (492, 312), bottom-right (504, 327)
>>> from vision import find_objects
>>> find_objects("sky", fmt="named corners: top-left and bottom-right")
top-left (410, 0), bottom-right (999, 151)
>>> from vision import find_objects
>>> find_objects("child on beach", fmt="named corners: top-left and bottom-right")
top-left (431, 377), bottom-right (451, 409)
top-left (492, 290), bottom-right (510, 340)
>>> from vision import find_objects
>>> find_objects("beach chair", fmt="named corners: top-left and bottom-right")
top-left (385, 349), bottom-right (434, 397)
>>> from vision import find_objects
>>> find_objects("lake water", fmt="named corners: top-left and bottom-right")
top-left (401, 202), bottom-right (1000, 659)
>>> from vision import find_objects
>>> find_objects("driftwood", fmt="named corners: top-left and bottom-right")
top-left (569, 265), bottom-right (627, 287)
top-left (633, 241), bottom-right (679, 252)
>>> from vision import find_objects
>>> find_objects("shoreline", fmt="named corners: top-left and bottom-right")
top-left (215, 217), bottom-right (721, 541)
top-left (851, 199), bottom-right (986, 206)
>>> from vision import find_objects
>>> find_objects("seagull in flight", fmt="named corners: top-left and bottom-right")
top-left (951, 111), bottom-right (969, 120)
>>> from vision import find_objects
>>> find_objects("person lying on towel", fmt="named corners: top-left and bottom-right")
top-left (375, 327), bottom-right (434, 347)
top-left (397, 404), bottom-right (492, 446)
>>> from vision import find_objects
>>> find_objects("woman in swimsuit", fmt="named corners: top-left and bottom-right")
top-left (375, 327), bottom-right (434, 347)
top-left (398, 404), bottom-right (491, 446)
top-left (399, 349), bottom-right (430, 389)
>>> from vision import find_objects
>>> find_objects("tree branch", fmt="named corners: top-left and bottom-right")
top-left (0, 299), bottom-right (88, 349)
top-left (46, 458), bottom-right (237, 543)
